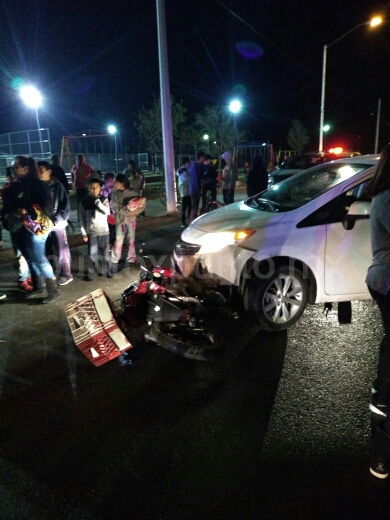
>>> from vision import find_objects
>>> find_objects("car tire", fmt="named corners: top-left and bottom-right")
top-left (246, 265), bottom-right (309, 331)
top-left (338, 301), bottom-right (352, 324)
top-left (148, 322), bottom-right (224, 361)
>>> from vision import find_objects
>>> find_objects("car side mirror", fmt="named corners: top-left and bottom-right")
top-left (342, 201), bottom-right (371, 230)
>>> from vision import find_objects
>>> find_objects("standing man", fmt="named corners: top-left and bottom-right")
top-left (123, 159), bottom-right (137, 181)
top-left (177, 156), bottom-right (192, 228)
top-left (71, 154), bottom-right (94, 206)
top-left (201, 154), bottom-right (218, 208)
top-left (188, 151), bottom-right (205, 222)
top-left (221, 151), bottom-right (238, 205)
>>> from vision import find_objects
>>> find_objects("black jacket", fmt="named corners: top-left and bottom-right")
top-left (2, 174), bottom-right (53, 230)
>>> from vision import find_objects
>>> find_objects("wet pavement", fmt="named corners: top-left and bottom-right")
top-left (0, 190), bottom-right (389, 519)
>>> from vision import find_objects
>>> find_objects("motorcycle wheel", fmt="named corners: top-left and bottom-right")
top-left (149, 322), bottom-right (224, 361)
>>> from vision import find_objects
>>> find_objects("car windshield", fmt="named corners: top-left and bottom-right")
top-left (245, 162), bottom-right (371, 212)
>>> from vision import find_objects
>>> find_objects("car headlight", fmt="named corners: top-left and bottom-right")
top-left (198, 229), bottom-right (256, 254)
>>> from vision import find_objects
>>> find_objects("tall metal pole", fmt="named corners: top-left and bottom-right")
top-left (35, 107), bottom-right (44, 158)
top-left (375, 97), bottom-right (381, 154)
top-left (319, 45), bottom-right (327, 153)
top-left (156, 0), bottom-right (177, 213)
top-left (114, 133), bottom-right (118, 174)
top-left (318, 19), bottom-right (381, 153)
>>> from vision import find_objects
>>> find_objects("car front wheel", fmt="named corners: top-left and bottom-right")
top-left (247, 265), bottom-right (308, 331)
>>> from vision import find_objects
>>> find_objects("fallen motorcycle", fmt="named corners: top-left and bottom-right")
top-left (120, 259), bottom-right (228, 361)
top-left (66, 259), bottom-right (232, 365)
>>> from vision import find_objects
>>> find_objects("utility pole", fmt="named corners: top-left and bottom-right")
top-left (156, 0), bottom-right (177, 213)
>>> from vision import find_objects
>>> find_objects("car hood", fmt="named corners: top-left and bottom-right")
top-left (187, 200), bottom-right (285, 234)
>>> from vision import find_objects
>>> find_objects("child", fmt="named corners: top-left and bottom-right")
top-left (101, 172), bottom-right (116, 247)
top-left (79, 177), bottom-right (113, 281)
top-left (111, 173), bottom-right (138, 267)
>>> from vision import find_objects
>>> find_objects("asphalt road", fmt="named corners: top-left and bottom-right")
top-left (0, 214), bottom-right (389, 519)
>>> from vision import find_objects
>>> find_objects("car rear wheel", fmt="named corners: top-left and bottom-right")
top-left (246, 265), bottom-right (308, 331)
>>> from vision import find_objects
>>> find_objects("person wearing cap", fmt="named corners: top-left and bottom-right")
top-left (221, 151), bottom-right (238, 204)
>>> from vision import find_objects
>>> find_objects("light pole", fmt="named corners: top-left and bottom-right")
top-left (203, 133), bottom-right (210, 153)
top-left (319, 16), bottom-right (382, 152)
top-left (229, 99), bottom-right (242, 158)
top-left (20, 85), bottom-right (44, 157)
top-left (108, 125), bottom-right (118, 174)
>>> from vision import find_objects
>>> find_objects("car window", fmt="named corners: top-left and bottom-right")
top-left (297, 179), bottom-right (372, 227)
top-left (245, 162), bottom-right (372, 212)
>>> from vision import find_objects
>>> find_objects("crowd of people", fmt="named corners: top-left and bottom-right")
top-left (0, 154), bottom-right (147, 302)
top-left (0, 150), bottom-right (268, 302)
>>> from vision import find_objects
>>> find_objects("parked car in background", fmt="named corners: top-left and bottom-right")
top-left (268, 151), bottom-right (361, 186)
top-left (269, 153), bottom-right (331, 186)
top-left (173, 155), bottom-right (377, 331)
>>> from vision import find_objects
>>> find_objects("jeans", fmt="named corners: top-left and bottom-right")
top-left (11, 233), bottom-right (30, 282)
top-left (46, 228), bottom-right (72, 278)
top-left (368, 285), bottom-right (390, 402)
top-left (202, 186), bottom-right (217, 208)
top-left (190, 193), bottom-right (200, 222)
top-left (112, 220), bottom-right (137, 264)
top-left (87, 234), bottom-right (112, 278)
top-left (180, 195), bottom-right (192, 225)
top-left (13, 229), bottom-right (55, 279)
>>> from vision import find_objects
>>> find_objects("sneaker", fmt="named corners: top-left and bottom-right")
top-left (18, 280), bottom-right (33, 293)
top-left (371, 379), bottom-right (379, 395)
top-left (58, 276), bottom-right (73, 286)
top-left (0, 294), bottom-right (6, 300)
top-left (370, 461), bottom-right (389, 479)
top-left (370, 396), bottom-right (387, 417)
top-left (180, 223), bottom-right (186, 228)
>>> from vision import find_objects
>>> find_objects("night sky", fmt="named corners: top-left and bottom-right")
top-left (1, 0), bottom-right (390, 154)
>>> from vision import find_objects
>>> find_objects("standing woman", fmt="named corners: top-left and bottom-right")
top-left (221, 151), bottom-right (237, 205)
top-left (2, 156), bottom-right (59, 303)
top-left (365, 144), bottom-right (390, 478)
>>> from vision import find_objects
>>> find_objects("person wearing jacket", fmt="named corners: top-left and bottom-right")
top-left (111, 173), bottom-right (139, 266)
top-left (201, 154), bottom-right (218, 208)
top-left (246, 154), bottom-right (269, 197)
top-left (221, 151), bottom-right (238, 204)
top-left (2, 156), bottom-right (59, 303)
top-left (37, 161), bottom-right (73, 286)
top-left (177, 156), bottom-right (192, 227)
top-left (71, 154), bottom-right (94, 206)
top-left (79, 177), bottom-right (112, 281)
top-left (364, 144), bottom-right (390, 478)
top-left (188, 151), bottom-right (205, 221)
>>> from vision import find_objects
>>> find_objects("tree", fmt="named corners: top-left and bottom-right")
top-left (193, 105), bottom-right (246, 156)
top-left (136, 96), bottom-right (188, 154)
top-left (287, 119), bottom-right (309, 152)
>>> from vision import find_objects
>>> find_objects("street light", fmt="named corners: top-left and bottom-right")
top-left (323, 124), bottom-right (330, 151)
top-left (20, 85), bottom-right (44, 157)
top-left (108, 125), bottom-right (118, 174)
top-left (203, 133), bottom-right (210, 153)
top-left (319, 16), bottom-right (382, 152)
top-left (229, 99), bottom-right (242, 157)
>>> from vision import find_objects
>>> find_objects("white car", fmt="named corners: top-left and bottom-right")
top-left (173, 155), bottom-right (378, 330)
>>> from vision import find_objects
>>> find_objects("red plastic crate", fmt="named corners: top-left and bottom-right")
top-left (65, 289), bottom-right (132, 367)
